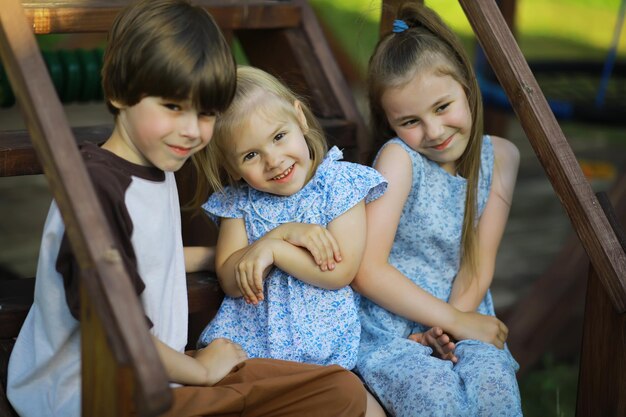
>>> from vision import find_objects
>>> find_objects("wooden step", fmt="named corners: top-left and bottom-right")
top-left (0, 118), bottom-right (356, 177)
top-left (0, 272), bottom-right (224, 340)
top-left (22, 1), bottom-right (302, 34)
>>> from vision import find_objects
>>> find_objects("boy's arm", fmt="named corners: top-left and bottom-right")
top-left (184, 246), bottom-right (215, 273)
top-left (152, 335), bottom-right (247, 386)
top-left (350, 144), bottom-right (507, 347)
top-left (448, 136), bottom-right (520, 312)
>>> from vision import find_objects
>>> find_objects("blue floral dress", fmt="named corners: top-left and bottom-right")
top-left (357, 137), bottom-right (522, 416)
top-left (198, 147), bottom-right (387, 369)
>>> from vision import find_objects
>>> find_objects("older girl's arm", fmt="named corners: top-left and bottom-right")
top-left (448, 136), bottom-right (520, 312)
top-left (351, 143), bottom-right (507, 347)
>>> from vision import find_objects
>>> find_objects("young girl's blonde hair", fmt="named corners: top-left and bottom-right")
top-left (191, 66), bottom-right (328, 208)
top-left (368, 2), bottom-right (484, 273)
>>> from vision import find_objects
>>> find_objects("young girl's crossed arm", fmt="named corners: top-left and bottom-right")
top-left (216, 201), bottom-right (366, 304)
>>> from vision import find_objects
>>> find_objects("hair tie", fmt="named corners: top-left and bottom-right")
top-left (392, 19), bottom-right (409, 33)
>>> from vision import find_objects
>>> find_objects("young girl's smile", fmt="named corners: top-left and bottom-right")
top-left (228, 105), bottom-right (312, 196)
top-left (382, 70), bottom-right (471, 175)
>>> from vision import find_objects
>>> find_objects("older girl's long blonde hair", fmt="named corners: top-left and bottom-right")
top-left (191, 66), bottom-right (328, 208)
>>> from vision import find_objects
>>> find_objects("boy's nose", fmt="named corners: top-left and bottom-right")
top-left (181, 114), bottom-right (201, 139)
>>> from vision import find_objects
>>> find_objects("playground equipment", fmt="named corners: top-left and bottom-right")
top-left (478, 0), bottom-right (626, 127)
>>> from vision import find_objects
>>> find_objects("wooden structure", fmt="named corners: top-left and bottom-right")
top-left (378, 0), bottom-right (626, 415)
top-left (0, 0), bottom-right (366, 415)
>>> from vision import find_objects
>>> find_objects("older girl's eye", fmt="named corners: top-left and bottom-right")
top-left (243, 152), bottom-right (257, 162)
top-left (274, 132), bottom-right (286, 141)
top-left (401, 119), bottom-right (419, 127)
top-left (436, 103), bottom-right (450, 113)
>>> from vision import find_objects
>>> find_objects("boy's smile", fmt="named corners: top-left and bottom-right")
top-left (104, 96), bottom-right (216, 172)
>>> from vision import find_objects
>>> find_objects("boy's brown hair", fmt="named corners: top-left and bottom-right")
top-left (102, 0), bottom-right (236, 115)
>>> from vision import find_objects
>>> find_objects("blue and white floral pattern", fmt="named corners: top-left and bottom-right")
top-left (357, 136), bottom-right (523, 416)
top-left (198, 147), bottom-right (387, 369)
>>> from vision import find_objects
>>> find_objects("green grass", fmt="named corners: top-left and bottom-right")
top-left (519, 355), bottom-right (579, 417)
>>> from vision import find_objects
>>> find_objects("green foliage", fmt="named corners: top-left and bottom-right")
top-left (310, 0), bottom-right (626, 78)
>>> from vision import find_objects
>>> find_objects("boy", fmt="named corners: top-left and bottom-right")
top-left (6, 1), bottom-right (367, 416)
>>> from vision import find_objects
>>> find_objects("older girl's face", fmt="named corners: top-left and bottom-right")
top-left (382, 69), bottom-right (471, 175)
top-left (226, 103), bottom-right (312, 196)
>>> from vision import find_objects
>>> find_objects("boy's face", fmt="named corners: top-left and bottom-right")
top-left (105, 96), bottom-right (216, 171)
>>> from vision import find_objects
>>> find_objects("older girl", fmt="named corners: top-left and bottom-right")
top-left (352, 3), bottom-right (523, 416)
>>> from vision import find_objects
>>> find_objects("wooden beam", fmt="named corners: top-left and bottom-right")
top-left (21, 1), bottom-right (301, 33)
top-left (458, 0), bottom-right (626, 312)
top-left (0, 1), bottom-right (171, 415)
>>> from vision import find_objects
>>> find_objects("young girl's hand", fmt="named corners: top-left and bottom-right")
top-left (277, 223), bottom-right (342, 272)
top-left (408, 327), bottom-right (457, 363)
top-left (455, 311), bottom-right (508, 349)
top-left (235, 239), bottom-right (278, 304)
top-left (194, 338), bottom-right (248, 386)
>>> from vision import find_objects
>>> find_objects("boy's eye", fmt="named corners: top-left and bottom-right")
top-left (243, 152), bottom-right (257, 162)
top-left (274, 132), bottom-right (286, 141)
top-left (200, 110), bottom-right (217, 118)
top-left (164, 103), bottom-right (181, 111)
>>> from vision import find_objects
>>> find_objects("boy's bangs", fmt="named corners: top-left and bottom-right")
top-left (137, 42), bottom-right (235, 113)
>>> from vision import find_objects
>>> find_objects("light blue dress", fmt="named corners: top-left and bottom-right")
top-left (357, 137), bottom-right (522, 417)
top-left (198, 147), bottom-right (387, 369)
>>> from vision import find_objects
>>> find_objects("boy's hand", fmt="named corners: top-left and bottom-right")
top-left (275, 223), bottom-right (342, 272)
top-left (409, 327), bottom-right (457, 363)
top-left (194, 338), bottom-right (248, 386)
top-left (453, 311), bottom-right (508, 349)
top-left (235, 239), bottom-right (277, 305)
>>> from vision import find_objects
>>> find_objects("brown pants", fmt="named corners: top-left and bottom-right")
top-left (161, 358), bottom-right (367, 417)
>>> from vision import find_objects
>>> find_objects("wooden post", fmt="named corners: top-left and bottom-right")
top-left (458, 0), bottom-right (626, 312)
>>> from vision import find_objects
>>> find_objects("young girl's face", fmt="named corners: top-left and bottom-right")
top-left (226, 103), bottom-right (312, 196)
top-left (381, 69), bottom-right (471, 175)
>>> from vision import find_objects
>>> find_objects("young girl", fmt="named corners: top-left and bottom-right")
top-left (351, 3), bottom-right (522, 416)
top-left (192, 66), bottom-right (388, 416)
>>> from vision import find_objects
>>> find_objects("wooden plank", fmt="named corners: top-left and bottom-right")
top-left (0, 119), bottom-right (355, 176)
top-left (0, 339), bottom-right (19, 417)
top-left (0, 1), bottom-right (171, 415)
top-left (458, 0), bottom-right (626, 312)
top-left (21, 1), bottom-right (301, 33)
top-left (379, 0), bottom-right (418, 37)
top-left (577, 268), bottom-right (626, 416)
top-left (505, 173), bottom-right (626, 375)
top-left (0, 126), bottom-right (110, 176)
top-left (293, 0), bottom-right (369, 164)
